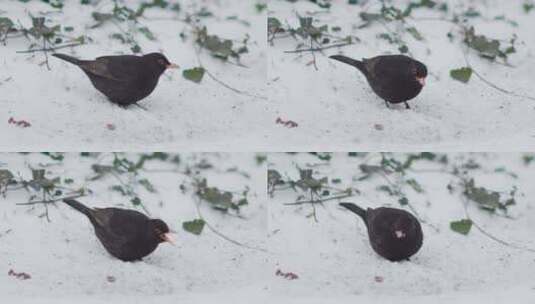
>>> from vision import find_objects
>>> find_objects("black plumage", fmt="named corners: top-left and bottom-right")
top-left (340, 202), bottom-right (423, 261)
top-left (329, 54), bottom-right (427, 109)
top-left (52, 53), bottom-right (178, 107)
top-left (64, 199), bottom-right (172, 262)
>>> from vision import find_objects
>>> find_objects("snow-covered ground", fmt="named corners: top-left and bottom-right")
top-left (3, 0), bottom-right (535, 151)
top-left (2, 153), bottom-right (535, 303)
top-left (0, 0), bottom-right (268, 151)
top-left (268, 153), bottom-right (535, 303)
top-left (0, 153), bottom-right (268, 303)
top-left (268, 0), bottom-right (535, 151)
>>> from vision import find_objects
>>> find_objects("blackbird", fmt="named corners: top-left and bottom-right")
top-left (339, 202), bottom-right (423, 261)
top-left (329, 54), bottom-right (427, 109)
top-left (64, 199), bottom-right (173, 262)
top-left (52, 53), bottom-right (179, 107)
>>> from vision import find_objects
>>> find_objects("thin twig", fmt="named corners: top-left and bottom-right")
top-left (16, 42), bottom-right (83, 54)
top-left (110, 171), bottom-right (151, 215)
top-left (16, 193), bottom-right (86, 206)
top-left (284, 193), bottom-right (354, 206)
top-left (378, 171), bottom-right (440, 232)
top-left (309, 39), bottom-right (318, 71)
top-left (307, 190), bottom-right (319, 222)
top-left (42, 37), bottom-right (51, 70)
top-left (284, 42), bottom-right (353, 54)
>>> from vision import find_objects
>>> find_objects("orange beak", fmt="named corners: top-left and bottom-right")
top-left (416, 77), bottom-right (426, 86)
top-left (166, 63), bottom-right (179, 69)
top-left (161, 233), bottom-right (175, 245)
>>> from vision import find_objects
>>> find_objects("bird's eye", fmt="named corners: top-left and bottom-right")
top-left (158, 59), bottom-right (165, 65)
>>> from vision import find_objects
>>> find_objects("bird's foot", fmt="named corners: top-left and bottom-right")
top-left (404, 102), bottom-right (411, 109)
top-left (384, 100), bottom-right (391, 108)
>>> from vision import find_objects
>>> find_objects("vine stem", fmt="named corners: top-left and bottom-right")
top-left (193, 195), bottom-right (268, 253)
top-left (412, 16), bottom-right (535, 101)
top-left (193, 44), bottom-right (267, 101)
top-left (462, 196), bottom-right (535, 253)
top-left (462, 48), bottom-right (535, 102)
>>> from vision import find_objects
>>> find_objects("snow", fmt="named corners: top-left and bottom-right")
top-left (0, 153), bottom-right (268, 303)
top-left (267, 0), bottom-right (535, 151)
top-left (268, 153), bottom-right (535, 303)
top-left (0, 0), bottom-right (268, 151)
top-left (1, 151), bottom-right (535, 303)
top-left (3, 0), bottom-right (535, 152)
top-left (2, 0), bottom-right (535, 302)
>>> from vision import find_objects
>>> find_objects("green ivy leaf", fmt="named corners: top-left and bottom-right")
top-left (398, 197), bottom-right (409, 205)
top-left (0, 169), bottom-right (14, 188)
top-left (268, 17), bottom-right (282, 34)
top-left (450, 219), bottom-right (472, 235)
top-left (398, 44), bottom-right (409, 53)
top-left (131, 44), bottom-right (141, 53)
top-left (0, 17), bottom-right (14, 36)
top-left (183, 67), bottom-right (205, 83)
top-left (406, 26), bottom-right (423, 41)
top-left (139, 178), bottom-right (156, 193)
top-left (524, 3), bottom-right (535, 13)
top-left (406, 178), bottom-right (424, 193)
top-left (138, 26), bottom-right (156, 41)
top-left (131, 197), bottom-right (141, 206)
top-left (450, 67), bottom-right (472, 83)
top-left (182, 219), bottom-right (205, 235)
top-left (255, 3), bottom-right (267, 13)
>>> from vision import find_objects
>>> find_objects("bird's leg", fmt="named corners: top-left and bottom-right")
top-left (384, 100), bottom-right (391, 108)
top-left (404, 102), bottom-right (411, 109)
top-left (132, 103), bottom-right (148, 111)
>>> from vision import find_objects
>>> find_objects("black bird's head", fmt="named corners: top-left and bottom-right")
top-left (409, 60), bottom-right (427, 87)
top-left (150, 219), bottom-right (174, 244)
top-left (391, 215), bottom-right (420, 241)
top-left (143, 53), bottom-right (179, 74)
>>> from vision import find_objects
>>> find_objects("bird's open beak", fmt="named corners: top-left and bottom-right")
top-left (416, 77), bottom-right (426, 86)
top-left (166, 63), bottom-right (179, 69)
top-left (161, 233), bottom-right (175, 245)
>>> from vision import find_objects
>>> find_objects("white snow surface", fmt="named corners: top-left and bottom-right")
top-left (268, 153), bottom-right (535, 303)
top-left (268, 0), bottom-right (535, 151)
top-left (0, 0), bottom-right (268, 151)
top-left (0, 153), bottom-right (268, 303)
top-left (4, 0), bottom-right (535, 151)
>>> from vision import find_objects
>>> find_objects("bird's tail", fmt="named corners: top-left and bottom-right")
top-left (52, 53), bottom-right (81, 65)
top-left (63, 199), bottom-right (93, 217)
top-left (329, 55), bottom-right (367, 74)
top-left (339, 202), bottom-right (367, 223)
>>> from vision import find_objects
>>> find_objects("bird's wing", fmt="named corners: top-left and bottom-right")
top-left (370, 55), bottom-right (413, 80)
top-left (79, 55), bottom-right (143, 82)
top-left (93, 208), bottom-right (149, 237)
